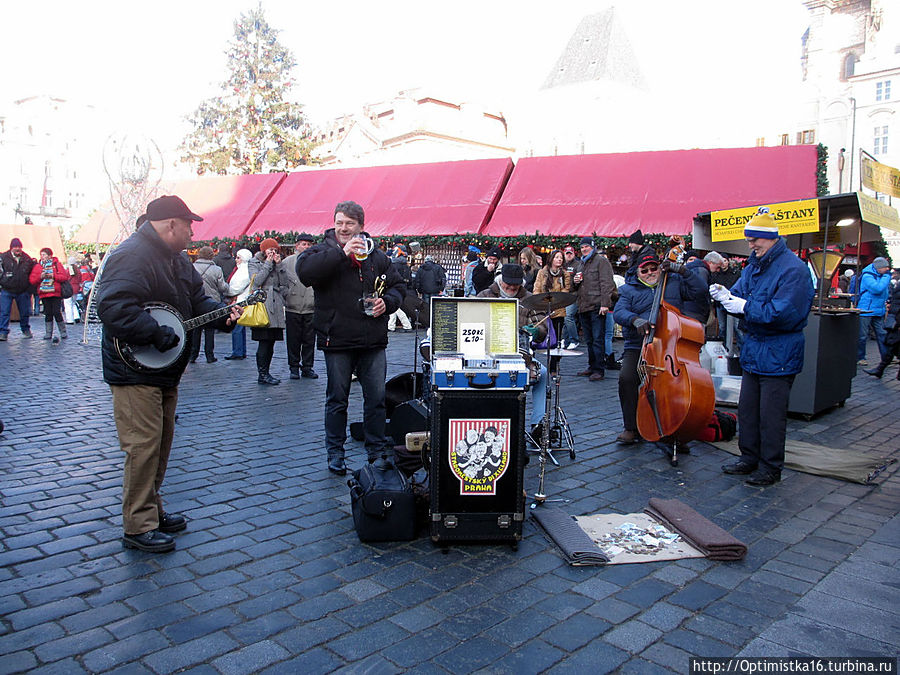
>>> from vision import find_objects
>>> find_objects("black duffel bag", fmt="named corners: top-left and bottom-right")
top-left (347, 461), bottom-right (417, 542)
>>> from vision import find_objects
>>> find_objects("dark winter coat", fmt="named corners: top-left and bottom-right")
top-left (0, 249), bottom-right (36, 294)
top-left (575, 250), bottom-right (616, 313)
top-left (392, 256), bottom-right (413, 292)
top-left (681, 259), bottom-right (712, 323)
top-left (414, 260), bottom-right (446, 295)
top-left (471, 261), bottom-right (500, 295)
top-left (96, 223), bottom-right (232, 388)
top-left (614, 269), bottom-right (709, 351)
top-left (729, 238), bottom-right (815, 376)
top-left (297, 228), bottom-right (404, 351)
top-left (213, 250), bottom-right (236, 281)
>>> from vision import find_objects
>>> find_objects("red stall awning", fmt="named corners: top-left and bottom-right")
top-left (169, 173), bottom-right (287, 241)
top-left (483, 146), bottom-right (819, 237)
top-left (248, 158), bottom-right (514, 237)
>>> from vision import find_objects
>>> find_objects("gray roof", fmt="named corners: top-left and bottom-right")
top-left (542, 8), bottom-right (646, 90)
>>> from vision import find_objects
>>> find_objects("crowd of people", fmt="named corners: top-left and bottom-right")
top-left (4, 194), bottom-right (896, 553)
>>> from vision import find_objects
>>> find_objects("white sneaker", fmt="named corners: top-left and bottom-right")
top-left (566, 341), bottom-right (578, 350)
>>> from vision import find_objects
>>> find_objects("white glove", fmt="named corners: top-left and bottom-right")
top-left (721, 295), bottom-right (746, 314)
top-left (709, 284), bottom-right (730, 302)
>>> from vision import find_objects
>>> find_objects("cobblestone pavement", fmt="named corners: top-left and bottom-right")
top-left (1, 328), bottom-right (897, 674)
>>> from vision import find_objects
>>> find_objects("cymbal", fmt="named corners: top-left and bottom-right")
top-left (521, 291), bottom-right (577, 312)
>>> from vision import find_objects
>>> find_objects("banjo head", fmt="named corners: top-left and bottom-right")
top-left (115, 304), bottom-right (187, 372)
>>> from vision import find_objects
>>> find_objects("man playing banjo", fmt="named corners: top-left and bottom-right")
top-left (97, 195), bottom-right (242, 553)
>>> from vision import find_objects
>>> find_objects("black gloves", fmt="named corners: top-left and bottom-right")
top-left (632, 317), bottom-right (650, 334)
top-left (661, 260), bottom-right (687, 275)
top-left (152, 325), bottom-right (180, 352)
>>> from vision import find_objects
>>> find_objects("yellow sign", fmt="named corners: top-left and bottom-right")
top-left (711, 199), bottom-right (820, 242)
top-left (861, 156), bottom-right (900, 198)
top-left (857, 191), bottom-right (900, 233)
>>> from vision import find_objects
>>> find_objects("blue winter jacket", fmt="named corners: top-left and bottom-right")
top-left (856, 263), bottom-right (891, 316)
top-left (729, 238), bottom-right (815, 376)
top-left (614, 269), bottom-right (709, 351)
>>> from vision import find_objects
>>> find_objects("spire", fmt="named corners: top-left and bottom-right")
top-left (542, 8), bottom-right (646, 90)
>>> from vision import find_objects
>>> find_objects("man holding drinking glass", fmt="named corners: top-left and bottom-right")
top-left (297, 201), bottom-right (405, 475)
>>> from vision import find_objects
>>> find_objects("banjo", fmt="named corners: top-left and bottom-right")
top-left (114, 290), bottom-right (266, 373)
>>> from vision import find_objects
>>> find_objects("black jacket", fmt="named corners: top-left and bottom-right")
top-left (471, 261), bottom-right (499, 294)
top-left (414, 260), bottom-right (446, 295)
top-left (681, 259), bottom-right (712, 323)
top-left (392, 257), bottom-right (412, 292)
top-left (213, 250), bottom-right (236, 281)
top-left (297, 229), bottom-right (404, 351)
top-left (96, 223), bottom-right (231, 388)
top-left (0, 249), bottom-right (36, 294)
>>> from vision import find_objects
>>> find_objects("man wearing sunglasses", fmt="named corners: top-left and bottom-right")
top-left (613, 250), bottom-right (707, 445)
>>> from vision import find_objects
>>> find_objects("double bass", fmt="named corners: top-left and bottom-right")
top-left (635, 237), bottom-right (715, 465)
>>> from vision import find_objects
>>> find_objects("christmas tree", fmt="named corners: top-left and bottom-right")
top-left (181, 6), bottom-right (316, 174)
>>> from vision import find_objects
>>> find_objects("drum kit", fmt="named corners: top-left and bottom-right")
top-left (520, 290), bottom-right (580, 505)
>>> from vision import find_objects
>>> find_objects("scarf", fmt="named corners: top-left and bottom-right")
top-left (39, 260), bottom-right (55, 294)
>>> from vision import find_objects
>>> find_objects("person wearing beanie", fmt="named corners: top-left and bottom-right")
top-left (189, 246), bottom-right (230, 364)
top-left (856, 255), bottom-right (892, 366)
top-left (0, 237), bottom-right (37, 340)
top-left (614, 251), bottom-right (708, 446)
top-left (28, 247), bottom-right (71, 341)
top-left (472, 247), bottom-right (503, 294)
top-left (297, 200), bottom-right (406, 476)
top-left (710, 207), bottom-right (815, 486)
top-left (248, 238), bottom-right (288, 385)
top-left (628, 229), bottom-right (644, 247)
top-left (95, 195), bottom-right (242, 553)
top-left (225, 248), bottom-right (254, 359)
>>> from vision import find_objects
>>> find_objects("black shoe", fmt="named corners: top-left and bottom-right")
top-left (863, 365), bottom-right (886, 378)
top-left (746, 469), bottom-right (780, 486)
top-left (328, 458), bottom-right (347, 475)
top-left (529, 423), bottom-right (544, 448)
top-left (722, 460), bottom-right (757, 475)
top-left (224, 354), bottom-right (246, 360)
top-left (206, 356), bottom-right (217, 363)
top-left (301, 369), bottom-right (319, 379)
top-left (606, 356), bottom-right (621, 371)
top-left (289, 369), bottom-right (300, 380)
top-left (258, 373), bottom-right (281, 385)
top-left (122, 529), bottom-right (175, 553)
top-left (159, 513), bottom-right (187, 534)
top-left (158, 512), bottom-right (187, 533)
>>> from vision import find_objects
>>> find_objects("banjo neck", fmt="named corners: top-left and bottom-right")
top-left (182, 292), bottom-right (263, 331)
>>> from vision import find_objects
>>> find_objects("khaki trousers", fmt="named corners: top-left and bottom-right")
top-left (110, 384), bottom-right (178, 535)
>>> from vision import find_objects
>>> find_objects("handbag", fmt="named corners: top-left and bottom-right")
top-left (60, 279), bottom-right (74, 299)
top-left (347, 461), bottom-right (417, 542)
top-left (531, 317), bottom-right (558, 350)
top-left (236, 274), bottom-right (270, 327)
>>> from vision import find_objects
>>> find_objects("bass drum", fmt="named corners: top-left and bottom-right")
top-left (385, 372), bottom-right (425, 418)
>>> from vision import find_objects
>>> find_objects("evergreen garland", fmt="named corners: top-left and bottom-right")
top-left (816, 143), bottom-right (829, 196)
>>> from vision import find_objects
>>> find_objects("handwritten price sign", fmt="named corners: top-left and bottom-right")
top-left (459, 322), bottom-right (486, 356)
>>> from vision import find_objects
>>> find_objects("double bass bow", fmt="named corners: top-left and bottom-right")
top-left (635, 237), bottom-right (715, 465)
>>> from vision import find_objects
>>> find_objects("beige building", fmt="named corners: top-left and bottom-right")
top-left (0, 96), bottom-right (110, 238)
top-left (311, 88), bottom-right (515, 166)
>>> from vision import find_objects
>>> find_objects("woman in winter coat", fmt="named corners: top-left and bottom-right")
top-left (519, 246), bottom-right (541, 292)
top-left (190, 246), bottom-right (231, 363)
top-left (533, 249), bottom-right (573, 375)
top-left (247, 239), bottom-right (289, 384)
top-left (28, 247), bottom-right (71, 341)
top-left (225, 249), bottom-right (253, 359)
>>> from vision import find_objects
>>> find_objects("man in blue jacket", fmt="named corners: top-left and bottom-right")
top-left (856, 256), bottom-right (892, 365)
top-left (297, 201), bottom-right (405, 476)
top-left (711, 208), bottom-right (814, 486)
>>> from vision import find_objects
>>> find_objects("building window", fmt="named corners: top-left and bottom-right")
top-left (755, 137), bottom-right (766, 147)
top-left (799, 129), bottom-right (815, 144)
top-left (780, 134), bottom-right (790, 146)
top-left (842, 53), bottom-right (858, 80)
top-left (874, 126), bottom-right (888, 155)
top-left (875, 80), bottom-right (892, 101)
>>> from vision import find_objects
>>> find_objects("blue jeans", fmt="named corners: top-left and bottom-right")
top-left (0, 290), bottom-right (32, 335)
top-left (605, 311), bottom-right (615, 358)
top-left (530, 362), bottom-right (548, 426)
top-left (578, 310), bottom-right (607, 373)
top-left (324, 348), bottom-right (390, 462)
top-left (563, 303), bottom-right (578, 344)
top-left (858, 315), bottom-right (887, 361)
top-left (231, 325), bottom-right (246, 357)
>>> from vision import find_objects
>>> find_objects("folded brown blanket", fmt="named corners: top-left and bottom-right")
top-left (644, 498), bottom-right (747, 561)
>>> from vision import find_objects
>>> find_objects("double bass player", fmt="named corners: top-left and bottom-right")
top-left (613, 250), bottom-right (707, 447)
